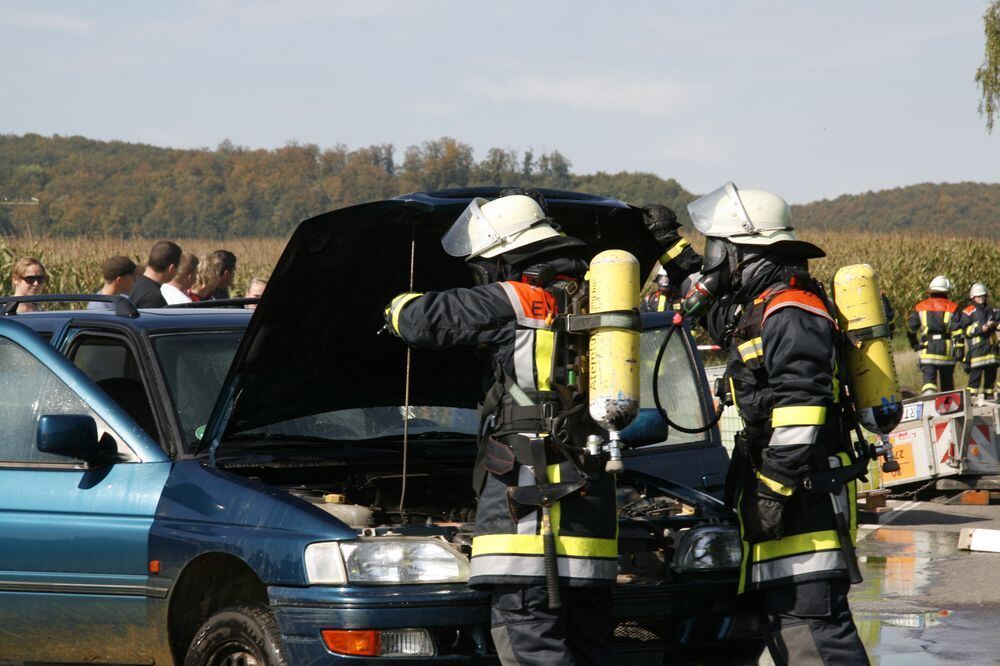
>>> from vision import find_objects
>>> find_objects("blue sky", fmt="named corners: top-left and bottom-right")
top-left (0, 0), bottom-right (995, 203)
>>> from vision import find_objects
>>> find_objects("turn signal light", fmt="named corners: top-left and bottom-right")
top-left (322, 630), bottom-right (380, 657)
top-left (322, 628), bottom-right (435, 657)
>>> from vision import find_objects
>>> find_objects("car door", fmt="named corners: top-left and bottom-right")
top-left (0, 319), bottom-right (170, 663)
top-left (623, 314), bottom-right (731, 498)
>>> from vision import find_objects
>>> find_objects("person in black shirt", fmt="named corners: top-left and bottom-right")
top-left (129, 241), bottom-right (182, 308)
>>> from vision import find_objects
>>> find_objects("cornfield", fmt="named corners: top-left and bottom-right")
top-left (2, 231), bottom-right (998, 332)
top-left (0, 236), bottom-right (285, 297)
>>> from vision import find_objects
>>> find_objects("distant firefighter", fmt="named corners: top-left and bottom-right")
top-left (957, 283), bottom-right (999, 405)
top-left (906, 275), bottom-right (961, 394)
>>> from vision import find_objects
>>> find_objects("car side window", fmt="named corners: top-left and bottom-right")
top-left (0, 338), bottom-right (111, 464)
top-left (640, 326), bottom-right (709, 445)
top-left (67, 334), bottom-right (158, 440)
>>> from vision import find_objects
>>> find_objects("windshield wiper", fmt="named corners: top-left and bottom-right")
top-left (361, 431), bottom-right (476, 443)
top-left (225, 433), bottom-right (340, 444)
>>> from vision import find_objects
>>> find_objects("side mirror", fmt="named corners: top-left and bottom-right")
top-left (618, 409), bottom-right (668, 447)
top-left (37, 415), bottom-right (101, 461)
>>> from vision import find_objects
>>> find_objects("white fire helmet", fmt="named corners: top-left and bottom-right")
top-left (928, 275), bottom-right (953, 293)
top-left (686, 182), bottom-right (823, 258)
top-left (970, 283), bottom-right (989, 298)
top-left (441, 195), bottom-right (560, 259)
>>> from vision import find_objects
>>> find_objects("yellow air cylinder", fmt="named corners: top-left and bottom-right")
top-left (832, 264), bottom-right (903, 434)
top-left (588, 250), bottom-right (641, 435)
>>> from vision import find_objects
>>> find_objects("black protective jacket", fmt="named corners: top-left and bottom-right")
top-left (387, 254), bottom-right (618, 589)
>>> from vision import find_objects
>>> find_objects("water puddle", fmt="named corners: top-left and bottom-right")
top-left (855, 529), bottom-right (958, 599)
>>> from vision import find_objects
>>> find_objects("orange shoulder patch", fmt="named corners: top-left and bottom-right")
top-left (762, 289), bottom-right (833, 325)
top-left (498, 281), bottom-right (558, 329)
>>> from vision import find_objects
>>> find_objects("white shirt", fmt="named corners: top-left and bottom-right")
top-left (161, 283), bottom-right (192, 305)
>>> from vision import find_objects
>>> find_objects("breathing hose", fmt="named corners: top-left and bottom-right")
top-left (651, 316), bottom-right (724, 434)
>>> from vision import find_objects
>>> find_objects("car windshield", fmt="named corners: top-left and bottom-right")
top-left (235, 406), bottom-right (480, 443)
top-left (152, 330), bottom-right (244, 450)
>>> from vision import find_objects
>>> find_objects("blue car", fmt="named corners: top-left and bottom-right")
top-left (0, 189), bottom-right (763, 664)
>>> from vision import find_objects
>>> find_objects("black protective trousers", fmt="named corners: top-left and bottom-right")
top-left (763, 580), bottom-right (869, 665)
top-left (920, 364), bottom-right (955, 393)
top-left (967, 366), bottom-right (998, 397)
top-left (490, 584), bottom-right (612, 666)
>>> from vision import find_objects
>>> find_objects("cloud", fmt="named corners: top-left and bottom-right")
top-left (467, 74), bottom-right (696, 119)
top-left (0, 7), bottom-right (95, 34)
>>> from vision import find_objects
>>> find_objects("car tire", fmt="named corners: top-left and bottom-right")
top-left (184, 604), bottom-right (287, 666)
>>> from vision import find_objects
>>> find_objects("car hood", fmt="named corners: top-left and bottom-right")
top-left (204, 189), bottom-right (659, 448)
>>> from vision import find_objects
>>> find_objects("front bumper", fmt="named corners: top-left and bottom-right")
top-left (269, 578), bottom-right (763, 664)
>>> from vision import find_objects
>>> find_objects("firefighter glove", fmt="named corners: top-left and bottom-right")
top-left (384, 292), bottom-right (423, 337)
top-left (750, 471), bottom-right (795, 541)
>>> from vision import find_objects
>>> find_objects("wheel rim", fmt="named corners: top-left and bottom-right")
top-left (211, 643), bottom-right (262, 666)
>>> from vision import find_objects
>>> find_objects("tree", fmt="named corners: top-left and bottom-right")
top-left (976, 1), bottom-right (1000, 133)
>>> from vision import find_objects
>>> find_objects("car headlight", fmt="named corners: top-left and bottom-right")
top-left (673, 526), bottom-right (742, 572)
top-left (305, 538), bottom-right (470, 585)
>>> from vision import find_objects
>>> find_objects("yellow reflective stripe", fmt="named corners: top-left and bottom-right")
top-left (660, 237), bottom-right (690, 262)
top-left (738, 337), bottom-right (763, 362)
top-left (534, 329), bottom-right (555, 391)
top-left (728, 376), bottom-right (739, 410)
top-left (657, 295), bottom-right (667, 312)
top-left (752, 529), bottom-right (841, 562)
top-left (944, 311), bottom-right (952, 325)
top-left (389, 292), bottom-right (423, 334)
top-left (549, 463), bottom-right (561, 534)
top-left (837, 452), bottom-right (858, 540)
top-left (736, 487), bottom-right (749, 594)
top-left (771, 405), bottom-right (826, 427)
top-left (920, 352), bottom-right (953, 361)
top-left (471, 534), bottom-right (618, 558)
top-left (918, 310), bottom-right (928, 338)
top-left (756, 471), bottom-right (795, 496)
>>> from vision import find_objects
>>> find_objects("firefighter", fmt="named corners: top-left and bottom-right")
top-left (958, 283), bottom-right (999, 405)
top-left (647, 182), bottom-right (869, 665)
top-left (905, 276), bottom-right (961, 395)
top-left (640, 267), bottom-right (679, 312)
top-left (384, 193), bottom-right (616, 666)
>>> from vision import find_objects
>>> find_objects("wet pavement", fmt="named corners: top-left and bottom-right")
top-left (760, 500), bottom-right (1000, 664)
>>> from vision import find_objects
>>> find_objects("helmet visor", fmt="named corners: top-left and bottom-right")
top-left (441, 198), bottom-right (500, 258)
top-left (687, 182), bottom-right (755, 237)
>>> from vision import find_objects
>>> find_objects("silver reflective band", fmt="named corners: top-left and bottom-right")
top-left (769, 426), bottom-right (821, 447)
top-left (470, 554), bottom-right (618, 581)
top-left (751, 550), bottom-right (845, 584)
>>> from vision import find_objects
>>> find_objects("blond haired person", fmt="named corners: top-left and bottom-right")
top-left (11, 257), bottom-right (48, 313)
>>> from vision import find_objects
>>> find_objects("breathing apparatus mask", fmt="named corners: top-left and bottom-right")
top-left (680, 238), bottom-right (735, 319)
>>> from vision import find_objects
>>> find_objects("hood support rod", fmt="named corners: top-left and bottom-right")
top-left (398, 224), bottom-right (416, 522)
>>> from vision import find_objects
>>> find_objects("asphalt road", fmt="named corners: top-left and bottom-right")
top-left (761, 498), bottom-right (1000, 665)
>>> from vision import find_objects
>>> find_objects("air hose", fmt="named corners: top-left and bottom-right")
top-left (651, 315), bottom-right (724, 434)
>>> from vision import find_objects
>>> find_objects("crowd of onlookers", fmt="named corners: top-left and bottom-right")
top-left (7, 240), bottom-right (268, 312)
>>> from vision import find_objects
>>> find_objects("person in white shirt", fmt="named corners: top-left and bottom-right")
top-left (161, 253), bottom-right (199, 305)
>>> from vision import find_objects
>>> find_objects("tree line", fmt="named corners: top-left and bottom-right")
top-left (1, 133), bottom-right (996, 239)
top-left (0, 134), bottom-right (692, 238)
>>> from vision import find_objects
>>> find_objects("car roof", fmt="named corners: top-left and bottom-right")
top-left (8, 306), bottom-right (252, 334)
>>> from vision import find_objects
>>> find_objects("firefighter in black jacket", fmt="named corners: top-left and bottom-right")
top-left (958, 283), bottom-right (999, 404)
top-left (385, 193), bottom-right (616, 666)
top-left (649, 182), bottom-right (868, 665)
top-left (905, 276), bottom-right (961, 394)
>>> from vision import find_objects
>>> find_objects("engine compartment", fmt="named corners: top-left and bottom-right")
top-left (228, 456), bottom-right (729, 582)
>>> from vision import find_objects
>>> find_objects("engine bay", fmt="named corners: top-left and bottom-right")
top-left (228, 456), bottom-right (732, 582)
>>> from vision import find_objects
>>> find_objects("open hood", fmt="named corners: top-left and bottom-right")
top-left (205, 188), bottom-right (660, 448)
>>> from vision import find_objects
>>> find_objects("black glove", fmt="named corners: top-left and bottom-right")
top-left (641, 204), bottom-right (681, 250)
top-left (748, 474), bottom-right (792, 541)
